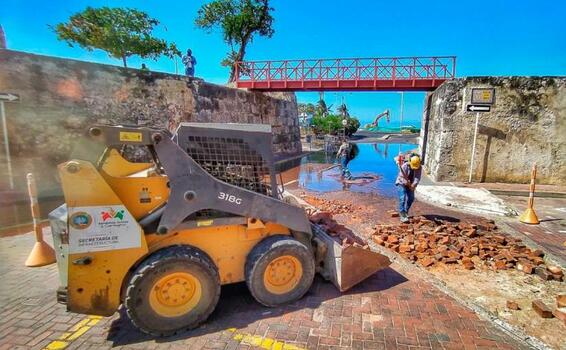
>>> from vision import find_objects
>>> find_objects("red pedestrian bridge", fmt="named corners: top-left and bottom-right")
top-left (235, 56), bottom-right (456, 92)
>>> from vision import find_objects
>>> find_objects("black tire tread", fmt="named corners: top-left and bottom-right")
top-left (245, 235), bottom-right (314, 307)
top-left (124, 245), bottom-right (220, 337)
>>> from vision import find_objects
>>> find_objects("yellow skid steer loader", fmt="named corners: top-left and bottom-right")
top-left (49, 123), bottom-right (390, 336)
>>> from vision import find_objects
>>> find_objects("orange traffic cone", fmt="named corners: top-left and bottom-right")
top-left (519, 164), bottom-right (539, 225)
top-left (25, 173), bottom-right (56, 267)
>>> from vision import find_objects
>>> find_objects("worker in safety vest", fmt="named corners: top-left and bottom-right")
top-left (395, 154), bottom-right (422, 223)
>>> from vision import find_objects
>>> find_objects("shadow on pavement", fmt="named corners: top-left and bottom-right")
top-left (106, 267), bottom-right (408, 346)
top-left (422, 214), bottom-right (461, 223)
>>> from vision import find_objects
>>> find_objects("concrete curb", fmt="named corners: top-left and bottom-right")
top-left (416, 185), bottom-right (519, 217)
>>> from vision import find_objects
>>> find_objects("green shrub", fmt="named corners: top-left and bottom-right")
top-left (311, 114), bottom-right (360, 136)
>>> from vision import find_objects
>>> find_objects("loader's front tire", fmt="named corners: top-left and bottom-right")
top-left (124, 245), bottom-right (220, 336)
top-left (245, 235), bottom-right (315, 307)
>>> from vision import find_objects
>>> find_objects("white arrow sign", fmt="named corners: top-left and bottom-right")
top-left (0, 93), bottom-right (20, 102)
top-left (467, 104), bottom-right (490, 112)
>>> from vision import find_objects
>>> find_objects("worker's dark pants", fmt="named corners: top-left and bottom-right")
top-left (185, 67), bottom-right (195, 77)
top-left (397, 184), bottom-right (415, 214)
top-left (339, 155), bottom-right (351, 179)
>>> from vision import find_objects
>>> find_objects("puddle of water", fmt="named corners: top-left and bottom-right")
top-left (297, 143), bottom-right (418, 197)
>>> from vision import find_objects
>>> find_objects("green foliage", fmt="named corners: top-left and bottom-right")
top-left (316, 99), bottom-right (331, 116)
top-left (196, 0), bottom-right (274, 82)
top-left (52, 7), bottom-right (180, 68)
top-left (345, 117), bottom-right (360, 136)
top-left (298, 103), bottom-right (316, 115)
top-left (337, 103), bottom-right (349, 118)
top-left (311, 114), bottom-right (360, 136)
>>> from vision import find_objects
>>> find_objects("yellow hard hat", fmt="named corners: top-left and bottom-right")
top-left (409, 155), bottom-right (421, 170)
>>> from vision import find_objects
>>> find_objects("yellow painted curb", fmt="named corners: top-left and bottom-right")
top-left (44, 316), bottom-right (102, 350)
top-left (227, 328), bottom-right (305, 350)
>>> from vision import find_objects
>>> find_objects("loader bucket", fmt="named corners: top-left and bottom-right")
top-left (312, 224), bottom-right (391, 292)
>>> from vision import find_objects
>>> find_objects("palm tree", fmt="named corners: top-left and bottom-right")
top-left (316, 99), bottom-right (332, 117)
top-left (337, 103), bottom-right (349, 118)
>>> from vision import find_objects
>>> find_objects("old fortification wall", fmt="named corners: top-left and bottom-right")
top-left (0, 50), bottom-right (301, 198)
top-left (421, 77), bottom-right (565, 185)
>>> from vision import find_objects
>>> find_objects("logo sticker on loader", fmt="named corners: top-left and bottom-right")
top-left (119, 131), bottom-right (143, 142)
top-left (68, 206), bottom-right (141, 253)
top-left (100, 208), bottom-right (125, 221)
top-left (70, 212), bottom-right (92, 229)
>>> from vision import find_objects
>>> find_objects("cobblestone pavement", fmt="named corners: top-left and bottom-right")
top-left (1, 232), bottom-right (532, 350)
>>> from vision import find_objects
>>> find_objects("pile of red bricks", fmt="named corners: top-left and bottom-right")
top-left (372, 215), bottom-right (564, 281)
top-left (309, 211), bottom-right (369, 248)
top-left (303, 196), bottom-right (361, 215)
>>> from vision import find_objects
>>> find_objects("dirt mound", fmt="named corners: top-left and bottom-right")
top-left (303, 196), bottom-right (362, 214)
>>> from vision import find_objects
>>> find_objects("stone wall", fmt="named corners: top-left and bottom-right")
top-left (420, 77), bottom-right (565, 185)
top-left (0, 49), bottom-right (301, 197)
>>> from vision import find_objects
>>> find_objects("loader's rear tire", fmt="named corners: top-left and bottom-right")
top-left (245, 235), bottom-right (315, 307)
top-left (124, 245), bottom-right (220, 336)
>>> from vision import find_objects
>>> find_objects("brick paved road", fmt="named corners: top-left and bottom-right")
top-left (501, 195), bottom-right (566, 265)
top-left (1, 232), bottom-right (531, 350)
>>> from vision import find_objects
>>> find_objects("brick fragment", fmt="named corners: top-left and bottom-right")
top-left (520, 261), bottom-right (534, 274)
top-left (535, 266), bottom-right (553, 281)
top-left (463, 229), bottom-right (477, 238)
top-left (506, 301), bottom-right (520, 310)
top-left (421, 257), bottom-right (435, 267)
top-left (553, 308), bottom-right (566, 326)
top-left (557, 295), bottom-right (566, 308)
top-left (547, 265), bottom-right (563, 276)
top-left (462, 261), bottom-right (475, 270)
top-left (373, 236), bottom-right (385, 246)
top-left (493, 235), bottom-right (507, 244)
top-left (387, 235), bottom-right (399, 244)
top-left (532, 300), bottom-right (553, 318)
top-left (530, 249), bottom-right (544, 257)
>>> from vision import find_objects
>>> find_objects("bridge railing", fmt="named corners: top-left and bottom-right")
top-left (235, 56), bottom-right (456, 84)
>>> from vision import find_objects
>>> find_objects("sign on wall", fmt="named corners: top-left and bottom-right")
top-left (466, 104), bottom-right (491, 112)
top-left (471, 88), bottom-right (495, 105)
top-left (68, 205), bottom-right (141, 253)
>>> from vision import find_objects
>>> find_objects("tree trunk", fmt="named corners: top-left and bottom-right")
top-left (122, 55), bottom-right (127, 68)
top-left (228, 34), bottom-right (251, 83)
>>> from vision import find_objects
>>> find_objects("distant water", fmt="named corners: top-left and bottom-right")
top-left (298, 143), bottom-right (418, 197)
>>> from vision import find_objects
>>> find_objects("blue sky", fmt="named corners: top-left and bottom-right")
top-left (2, 0), bottom-right (565, 126)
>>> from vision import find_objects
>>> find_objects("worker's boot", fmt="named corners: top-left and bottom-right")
top-left (400, 212), bottom-right (409, 223)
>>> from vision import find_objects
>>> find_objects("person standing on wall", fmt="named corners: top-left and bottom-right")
top-left (182, 49), bottom-right (197, 77)
top-left (395, 154), bottom-right (422, 223)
